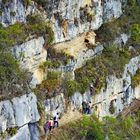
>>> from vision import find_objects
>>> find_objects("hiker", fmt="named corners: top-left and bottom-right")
top-left (43, 121), bottom-right (50, 134)
top-left (86, 101), bottom-right (91, 114)
top-left (49, 118), bottom-right (54, 131)
top-left (53, 112), bottom-right (60, 128)
top-left (82, 101), bottom-right (87, 114)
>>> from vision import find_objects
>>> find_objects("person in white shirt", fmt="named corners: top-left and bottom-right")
top-left (53, 112), bottom-right (59, 128)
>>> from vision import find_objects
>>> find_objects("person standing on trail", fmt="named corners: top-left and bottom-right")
top-left (86, 101), bottom-right (91, 114)
top-left (43, 121), bottom-right (50, 135)
top-left (49, 118), bottom-right (54, 131)
top-left (53, 112), bottom-right (60, 128)
top-left (82, 101), bottom-right (87, 114)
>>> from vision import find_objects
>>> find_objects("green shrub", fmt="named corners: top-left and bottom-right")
top-left (75, 45), bottom-right (131, 94)
top-left (0, 52), bottom-right (28, 98)
top-left (36, 71), bottom-right (61, 94)
top-left (0, 23), bottom-right (27, 48)
top-left (7, 127), bottom-right (17, 136)
top-left (26, 14), bottom-right (54, 45)
top-left (131, 24), bottom-right (140, 44)
top-left (65, 80), bottom-right (79, 97)
top-left (132, 69), bottom-right (140, 87)
top-left (2, 0), bottom-right (10, 4)
top-left (10, 11), bottom-right (16, 16)
top-left (23, 0), bottom-right (31, 7)
top-left (33, 0), bottom-right (48, 8)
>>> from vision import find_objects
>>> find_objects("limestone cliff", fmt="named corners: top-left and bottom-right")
top-left (0, 0), bottom-right (140, 140)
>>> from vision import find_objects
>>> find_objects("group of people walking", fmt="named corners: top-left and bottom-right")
top-left (82, 101), bottom-right (91, 114)
top-left (44, 101), bottom-right (91, 135)
top-left (43, 112), bottom-right (60, 135)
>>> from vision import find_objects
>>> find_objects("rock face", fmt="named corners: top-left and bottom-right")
top-left (10, 125), bottom-right (30, 140)
top-left (0, 0), bottom-right (124, 43)
top-left (12, 93), bottom-right (40, 127)
top-left (0, 0), bottom-right (26, 26)
top-left (51, 0), bottom-right (124, 43)
top-left (44, 55), bottom-right (140, 118)
top-left (0, 93), bottom-right (40, 139)
top-left (13, 37), bottom-right (46, 87)
top-left (44, 93), bottom-right (65, 117)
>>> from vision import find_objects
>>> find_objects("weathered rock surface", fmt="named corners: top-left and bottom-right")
top-left (0, 93), bottom-right (40, 133)
top-left (29, 123), bottom-right (40, 140)
top-left (44, 55), bottom-right (140, 118)
top-left (0, 0), bottom-right (125, 43)
top-left (0, 0), bottom-right (26, 26)
top-left (12, 93), bottom-right (40, 127)
top-left (13, 37), bottom-right (46, 87)
top-left (10, 125), bottom-right (30, 140)
top-left (51, 0), bottom-right (124, 43)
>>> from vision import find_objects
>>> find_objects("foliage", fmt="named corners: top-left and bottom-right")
top-left (65, 80), bottom-right (79, 97)
top-left (131, 24), bottom-right (140, 44)
top-left (0, 23), bottom-right (27, 48)
top-left (35, 71), bottom-right (61, 97)
top-left (132, 69), bottom-right (140, 87)
top-left (7, 127), bottom-right (17, 136)
top-left (49, 110), bottom-right (140, 140)
top-left (26, 14), bottom-right (54, 45)
top-left (33, 0), bottom-right (48, 8)
top-left (0, 51), bottom-right (28, 98)
top-left (75, 45), bottom-right (131, 94)
top-left (96, 0), bottom-right (140, 46)
top-left (39, 60), bottom-right (62, 71)
top-left (23, 0), bottom-right (31, 7)
top-left (0, 14), bottom-right (54, 49)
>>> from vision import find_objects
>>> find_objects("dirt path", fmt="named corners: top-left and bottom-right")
top-left (59, 110), bottom-right (82, 126)
top-left (40, 110), bottom-right (83, 140)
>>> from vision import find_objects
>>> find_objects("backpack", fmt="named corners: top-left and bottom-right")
top-left (53, 116), bottom-right (56, 121)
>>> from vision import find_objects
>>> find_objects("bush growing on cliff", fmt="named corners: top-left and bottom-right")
top-left (132, 69), bottom-right (140, 87)
top-left (33, 0), bottom-right (48, 8)
top-left (35, 71), bottom-right (61, 98)
top-left (75, 45), bottom-right (131, 94)
top-left (0, 51), bottom-right (28, 98)
top-left (131, 24), bottom-right (140, 44)
top-left (48, 110), bottom-right (140, 140)
top-left (65, 80), bottom-right (79, 97)
top-left (26, 14), bottom-right (54, 45)
top-left (0, 23), bottom-right (27, 48)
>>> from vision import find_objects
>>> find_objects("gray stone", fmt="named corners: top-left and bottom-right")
top-left (12, 93), bottom-right (40, 127)
top-left (0, 0), bottom-right (26, 26)
top-left (29, 123), bottom-right (40, 140)
top-left (10, 125), bottom-right (30, 140)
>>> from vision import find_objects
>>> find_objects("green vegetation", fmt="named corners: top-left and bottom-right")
top-left (0, 50), bottom-right (28, 99)
top-left (39, 59), bottom-right (61, 71)
top-left (132, 69), bottom-right (140, 87)
top-left (74, 45), bottom-right (131, 94)
top-left (34, 71), bottom-right (61, 99)
top-left (131, 24), bottom-right (140, 44)
top-left (26, 14), bottom-right (54, 45)
top-left (0, 23), bottom-right (27, 47)
top-left (0, 132), bottom-right (6, 139)
top-left (7, 127), bottom-right (17, 136)
top-left (64, 80), bottom-right (79, 97)
top-left (96, 0), bottom-right (140, 45)
top-left (33, 0), bottom-right (48, 8)
top-left (48, 110), bottom-right (140, 140)
top-left (0, 14), bottom-right (54, 47)
top-left (23, 0), bottom-right (31, 7)
top-left (0, 13), bottom-right (54, 100)
top-left (2, 0), bottom-right (10, 4)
